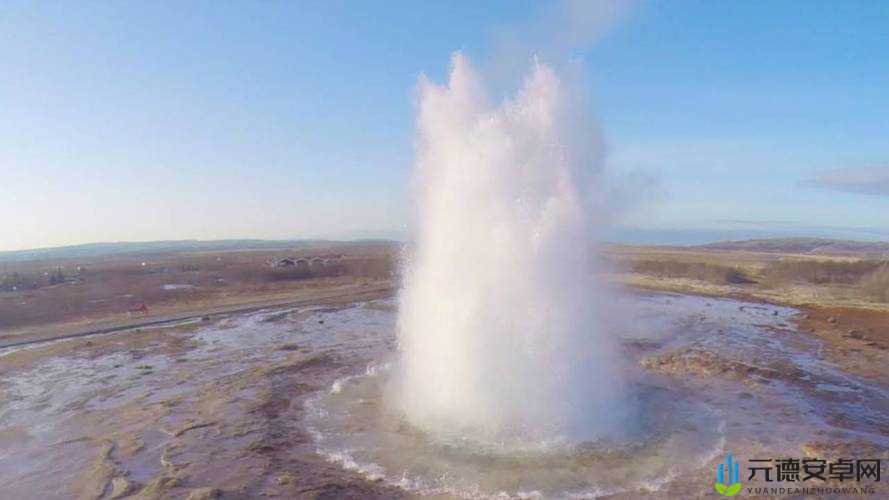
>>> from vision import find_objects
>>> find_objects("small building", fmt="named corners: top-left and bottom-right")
top-left (271, 258), bottom-right (297, 269)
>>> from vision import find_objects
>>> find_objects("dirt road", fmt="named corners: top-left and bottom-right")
top-left (0, 282), bottom-right (394, 350)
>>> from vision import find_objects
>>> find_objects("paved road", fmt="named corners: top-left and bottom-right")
top-left (0, 284), bottom-right (395, 350)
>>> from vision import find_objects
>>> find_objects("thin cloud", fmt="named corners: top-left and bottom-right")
top-left (806, 166), bottom-right (889, 196)
top-left (488, 0), bottom-right (636, 82)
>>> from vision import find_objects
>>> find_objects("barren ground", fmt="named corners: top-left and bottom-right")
top-left (1, 243), bottom-right (887, 498)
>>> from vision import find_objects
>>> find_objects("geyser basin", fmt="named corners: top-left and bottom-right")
top-left (392, 53), bottom-right (626, 446)
top-left (307, 364), bottom-right (724, 498)
top-left (305, 293), bottom-right (889, 498)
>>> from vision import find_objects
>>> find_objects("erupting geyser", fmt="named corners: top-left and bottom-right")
top-left (394, 53), bottom-right (626, 447)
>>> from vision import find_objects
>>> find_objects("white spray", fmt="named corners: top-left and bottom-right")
top-left (393, 53), bottom-right (626, 448)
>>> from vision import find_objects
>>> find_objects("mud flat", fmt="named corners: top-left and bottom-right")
top-left (1, 292), bottom-right (887, 499)
top-left (0, 298), bottom-right (406, 499)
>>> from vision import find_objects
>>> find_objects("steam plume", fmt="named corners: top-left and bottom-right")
top-left (393, 53), bottom-right (626, 447)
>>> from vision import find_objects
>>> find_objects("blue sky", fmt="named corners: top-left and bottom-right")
top-left (2, 1), bottom-right (888, 251)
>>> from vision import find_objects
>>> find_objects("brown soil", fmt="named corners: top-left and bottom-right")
top-left (798, 305), bottom-right (889, 382)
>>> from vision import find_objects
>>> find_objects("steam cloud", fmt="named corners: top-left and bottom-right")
top-left (392, 53), bottom-right (626, 448)
top-left (807, 166), bottom-right (889, 197)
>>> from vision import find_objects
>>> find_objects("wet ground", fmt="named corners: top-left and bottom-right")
top-left (1, 292), bottom-right (887, 499)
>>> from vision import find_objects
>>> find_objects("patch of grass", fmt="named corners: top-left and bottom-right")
top-left (860, 265), bottom-right (889, 302)
top-left (624, 260), bottom-right (753, 285)
top-left (762, 259), bottom-right (888, 286)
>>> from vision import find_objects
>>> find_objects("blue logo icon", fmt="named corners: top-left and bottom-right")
top-left (715, 452), bottom-right (742, 496)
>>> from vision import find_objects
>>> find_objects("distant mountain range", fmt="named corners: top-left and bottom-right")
top-left (695, 237), bottom-right (889, 256)
top-left (4, 236), bottom-right (888, 264)
top-left (0, 239), bottom-right (396, 263)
